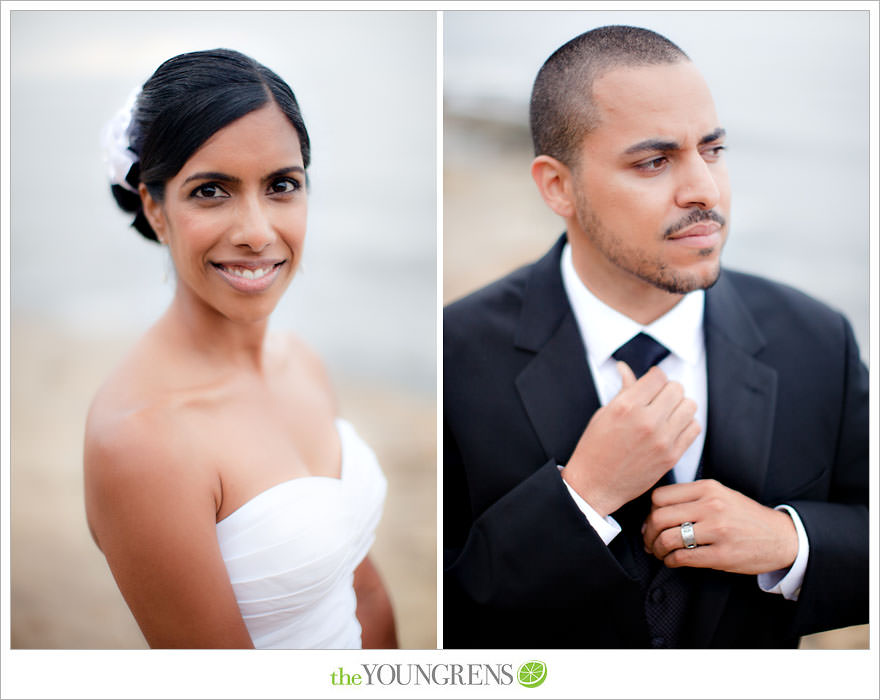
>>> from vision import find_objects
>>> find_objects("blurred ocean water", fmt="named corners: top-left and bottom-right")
top-left (10, 11), bottom-right (437, 394)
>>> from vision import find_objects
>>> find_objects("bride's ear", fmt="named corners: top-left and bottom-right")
top-left (139, 184), bottom-right (167, 244)
top-left (531, 155), bottom-right (577, 219)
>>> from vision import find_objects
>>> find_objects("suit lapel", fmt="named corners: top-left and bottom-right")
top-left (704, 272), bottom-right (777, 500)
top-left (513, 235), bottom-right (599, 464)
top-left (690, 270), bottom-right (779, 647)
top-left (515, 313), bottom-right (599, 463)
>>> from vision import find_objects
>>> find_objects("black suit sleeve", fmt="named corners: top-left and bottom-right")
top-left (787, 316), bottom-right (868, 635)
top-left (443, 420), bottom-right (643, 648)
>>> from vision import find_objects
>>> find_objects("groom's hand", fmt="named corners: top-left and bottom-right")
top-left (561, 362), bottom-right (701, 518)
top-left (641, 479), bottom-right (799, 575)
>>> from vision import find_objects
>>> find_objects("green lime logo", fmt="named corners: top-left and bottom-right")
top-left (517, 660), bottom-right (547, 688)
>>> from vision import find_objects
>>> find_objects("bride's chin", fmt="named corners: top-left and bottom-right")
top-left (220, 301), bottom-right (282, 325)
top-left (176, 277), bottom-right (291, 325)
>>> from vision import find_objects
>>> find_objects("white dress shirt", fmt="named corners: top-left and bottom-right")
top-left (558, 242), bottom-right (807, 600)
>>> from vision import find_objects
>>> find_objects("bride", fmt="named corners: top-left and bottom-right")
top-left (84, 48), bottom-right (397, 649)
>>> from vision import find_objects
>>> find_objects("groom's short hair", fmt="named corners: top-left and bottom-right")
top-left (529, 25), bottom-right (689, 167)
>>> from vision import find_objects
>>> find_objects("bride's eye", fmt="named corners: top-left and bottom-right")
top-left (268, 178), bottom-right (301, 195)
top-left (191, 183), bottom-right (230, 199)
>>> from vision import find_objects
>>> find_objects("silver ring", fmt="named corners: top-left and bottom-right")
top-left (680, 521), bottom-right (697, 549)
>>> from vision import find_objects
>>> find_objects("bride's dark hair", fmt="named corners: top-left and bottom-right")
top-left (111, 48), bottom-right (311, 242)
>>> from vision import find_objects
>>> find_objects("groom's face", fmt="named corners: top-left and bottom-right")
top-left (569, 60), bottom-right (731, 295)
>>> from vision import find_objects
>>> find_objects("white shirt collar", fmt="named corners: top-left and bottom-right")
top-left (560, 241), bottom-right (705, 367)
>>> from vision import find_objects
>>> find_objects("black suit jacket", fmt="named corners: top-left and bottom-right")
top-left (444, 235), bottom-right (868, 648)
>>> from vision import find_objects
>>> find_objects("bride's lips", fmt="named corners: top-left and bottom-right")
top-left (666, 222), bottom-right (722, 248)
top-left (210, 259), bottom-right (287, 293)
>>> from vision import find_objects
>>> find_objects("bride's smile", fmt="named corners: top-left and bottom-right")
top-left (140, 103), bottom-right (307, 323)
top-left (210, 259), bottom-right (287, 292)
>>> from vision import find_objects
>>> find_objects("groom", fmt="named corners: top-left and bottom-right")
top-left (443, 26), bottom-right (868, 648)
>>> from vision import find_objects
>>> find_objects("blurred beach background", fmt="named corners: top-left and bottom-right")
top-left (8, 9), bottom-right (436, 653)
top-left (444, 9), bottom-right (871, 650)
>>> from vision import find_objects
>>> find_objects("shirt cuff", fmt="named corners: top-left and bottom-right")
top-left (757, 504), bottom-right (809, 601)
top-left (558, 466), bottom-right (622, 544)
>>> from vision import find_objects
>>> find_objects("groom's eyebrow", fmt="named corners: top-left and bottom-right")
top-left (623, 127), bottom-right (727, 155)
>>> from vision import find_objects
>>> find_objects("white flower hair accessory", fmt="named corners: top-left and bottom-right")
top-left (101, 88), bottom-right (140, 194)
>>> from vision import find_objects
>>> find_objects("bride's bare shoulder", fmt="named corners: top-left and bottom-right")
top-left (84, 391), bottom-right (178, 495)
top-left (83, 337), bottom-right (216, 544)
top-left (85, 334), bottom-right (175, 446)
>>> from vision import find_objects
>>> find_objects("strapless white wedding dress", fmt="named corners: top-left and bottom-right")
top-left (215, 418), bottom-right (387, 649)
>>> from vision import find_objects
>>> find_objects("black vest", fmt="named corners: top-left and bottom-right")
top-left (609, 448), bottom-right (708, 648)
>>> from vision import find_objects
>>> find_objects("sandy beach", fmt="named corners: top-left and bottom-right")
top-left (10, 318), bottom-right (436, 649)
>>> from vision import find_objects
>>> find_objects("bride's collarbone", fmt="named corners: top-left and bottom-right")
top-left (161, 361), bottom-right (327, 414)
top-left (134, 353), bottom-right (341, 496)
top-left (173, 384), bottom-right (336, 454)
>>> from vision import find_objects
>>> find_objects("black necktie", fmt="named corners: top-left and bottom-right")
top-left (612, 332), bottom-right (673, 489)
top-left (612, 332), bottom-right (670, 378)
top-left (609, 332), bottom-right (686, 647)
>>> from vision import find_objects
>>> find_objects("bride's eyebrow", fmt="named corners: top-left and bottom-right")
top-left (182, 166), bottom-right (305, 186)
top-left (182, 171), bottom-right (240, 185)
top-left (263, 166), bottom-right (306, 181)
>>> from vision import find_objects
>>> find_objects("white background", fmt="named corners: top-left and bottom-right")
top-left (2, 2), bottom-right (878, 700)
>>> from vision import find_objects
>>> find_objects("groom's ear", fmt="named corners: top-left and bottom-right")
top-left (531, 155), bottom-right (577, 219)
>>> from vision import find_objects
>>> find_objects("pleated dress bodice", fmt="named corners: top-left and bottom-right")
top-left (215, 418), bottom-right (386, 649)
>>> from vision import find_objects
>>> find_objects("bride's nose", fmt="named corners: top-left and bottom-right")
top-left (229, 197), bottom-right (276, 251)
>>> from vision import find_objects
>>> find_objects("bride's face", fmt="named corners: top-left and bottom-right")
top-left (141, 102), bottom-right (307, 323)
